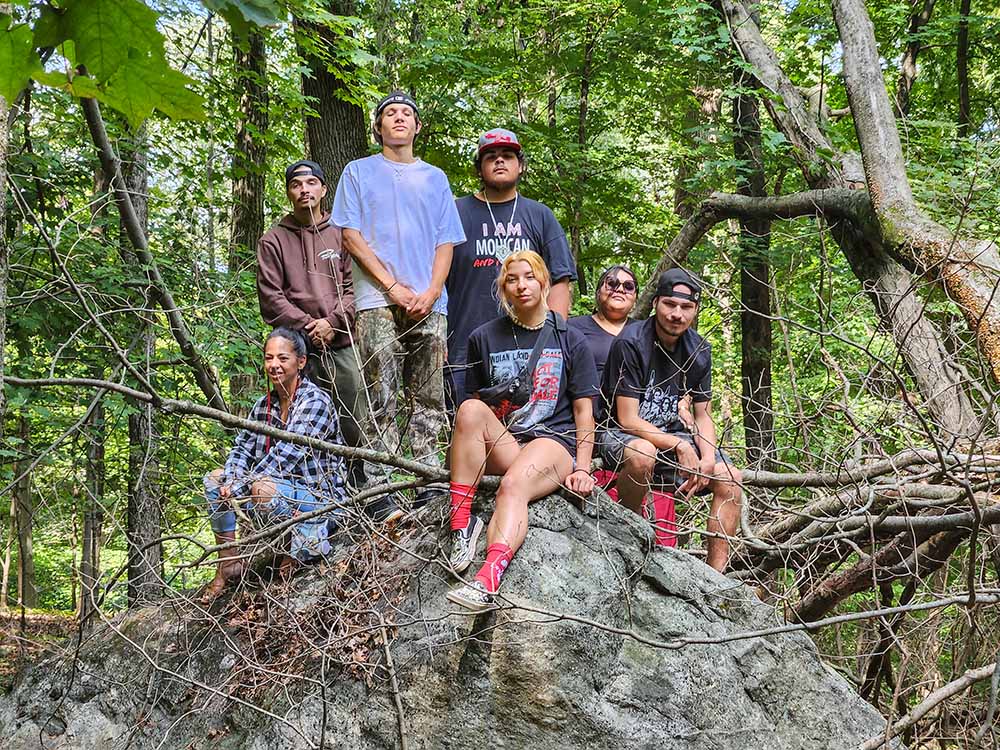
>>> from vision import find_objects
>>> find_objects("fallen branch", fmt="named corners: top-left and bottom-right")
top-left (80, 95), bottom-right (228, 412)
top-left (857, 661), bottom-right (998, 750)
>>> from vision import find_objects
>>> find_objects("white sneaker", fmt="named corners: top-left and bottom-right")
top-left (446, 580), bottom-right (496, 612)
top-left (448, 515), bottom-right (484, 574)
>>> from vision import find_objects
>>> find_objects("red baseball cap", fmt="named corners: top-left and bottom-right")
top-left (477, 128), bottom-right (522, 156)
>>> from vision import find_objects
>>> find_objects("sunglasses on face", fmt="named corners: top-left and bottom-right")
top-left (604, 277), bottom-right (637, 293)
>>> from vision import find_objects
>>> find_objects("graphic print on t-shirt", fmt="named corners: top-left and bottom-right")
top-left (475, 220), bottom-right (534, 266)
top-left (488, 347), bottom-right (564, 428)
top-left (638, 371), bottom-right (680, 430)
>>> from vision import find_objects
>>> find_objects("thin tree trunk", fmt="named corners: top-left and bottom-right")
top-left (79, 400), bottom-right (105, 626)
top-left (570, 29), bottom-right (596, 295)
top-left (0, 493), bottom-right (13, 610)
top-left (297, 2), bottom-right (368, 193)
top-left (956, 0), bottom-right (971, 134)
top-left (0, 8), bottom-right (10, 558)
top-left (120, 129), bottom-right (162, 606)
top-left (895, 0), bottom-right (936, 116)
top-left (14, 415), bottom-right (36, 608)
top-left (733, 35), bottom-right (775, 468)
top-left (230, 27), bottom-right (268, 274)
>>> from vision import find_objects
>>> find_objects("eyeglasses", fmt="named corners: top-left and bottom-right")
top-left (604, 277), bottom-right (637, 293)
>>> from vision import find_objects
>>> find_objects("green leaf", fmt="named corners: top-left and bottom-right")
top-left (35, 69), bottom-right (104, 98)
top-left (102, 50), bottom-right (204, 127)
top-left (0, 17), bottom-right (42, 101)
top-left (60, 0), bottom-right (161, 80)
top-left (201, 0), bottom-right (284, 32)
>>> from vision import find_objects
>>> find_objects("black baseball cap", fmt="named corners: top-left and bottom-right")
top-left (375, 90), bottom-right (419, 119)
top-left (285, 160), bottom-right (325, 186)
top-left (655, 268), bottom-right (702, 303)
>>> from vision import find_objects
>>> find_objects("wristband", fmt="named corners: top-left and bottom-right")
top-left (385, 281), bottom-right (397, 294)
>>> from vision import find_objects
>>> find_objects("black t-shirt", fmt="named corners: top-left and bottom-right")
top-left (466, 314), bottom-right (598, 452)
top-left (446, 194), bottom-right (577, 366)
top-left (601, 318), bottom-right (712, 432)
top-left (567, 315), bottom-right (640, 380)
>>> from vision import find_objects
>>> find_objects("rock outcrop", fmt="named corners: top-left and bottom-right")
top-left (1, 492), bottom-right (893, 749)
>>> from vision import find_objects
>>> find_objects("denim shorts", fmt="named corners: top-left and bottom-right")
top-left (598, 428), bottom-right (731, 496)
top-left (204, 474), bottom-right (342, 561)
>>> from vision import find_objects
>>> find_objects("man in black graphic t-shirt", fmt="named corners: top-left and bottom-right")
top-left (600, 268), bottom-right (742, 572)
top-left (445, 128), bottom-right (577, 409)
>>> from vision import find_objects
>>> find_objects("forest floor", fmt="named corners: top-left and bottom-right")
top-left (0, 611), bottom-right (75, 693)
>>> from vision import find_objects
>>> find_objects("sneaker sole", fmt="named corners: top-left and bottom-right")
top-left (449, 517), bottom-right (484, 574)
top-left (446, 588), bottom-right (496, 612)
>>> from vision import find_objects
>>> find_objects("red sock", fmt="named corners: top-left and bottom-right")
top-left (450, 482), bottom-right (477, 531)
top-left (474, 543), bottom-right (514, 594)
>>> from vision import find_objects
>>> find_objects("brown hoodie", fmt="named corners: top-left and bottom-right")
top-left (256, 212), bottom-right (355, 350)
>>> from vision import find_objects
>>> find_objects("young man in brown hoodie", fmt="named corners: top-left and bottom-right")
top-left (256, 160), bottom-right (364, 467)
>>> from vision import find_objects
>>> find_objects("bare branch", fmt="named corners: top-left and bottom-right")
top-left (857, 661), bottom-right (999, 750)
top-left (635, 188), bottom-right (866, 315)
top-left (80, 95), bottom-right (228, 412)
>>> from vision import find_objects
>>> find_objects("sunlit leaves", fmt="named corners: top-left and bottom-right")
top-left (201, 0), bottom-right (285, 34)
top-left (0, 15), bottom-right (41, 101)
top-left (19, 0), bottom-right (205, 126)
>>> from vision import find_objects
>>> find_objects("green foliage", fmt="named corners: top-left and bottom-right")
top-left (0, 15), bottom-right (42, 101)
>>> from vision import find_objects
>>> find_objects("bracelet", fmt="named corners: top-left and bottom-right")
top-left (385, 281), bottom-right (397, 294)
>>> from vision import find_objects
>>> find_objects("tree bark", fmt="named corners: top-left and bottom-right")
top-left (733, 27), bottom-right (775, 468)
top-left (119, 130), bottom-right (162, 606)
top-left (956, 0), bottom-right (972, 134)
top-left (13, 415), bottom-right (36, 608)
top-left (894, 0), bottom-right (936, 116)
top-left (297, 2), bottom-right (368, 193)
top-left (80, 97), bottom-right (228, 412)
top-left (833, 0), bottom-right (1000, 387)
top-left (79, 399), bottom-right (105, 626)
top-left (720, 0), bottom-right (984, 438)
top-left (230, 27), bottom-right (268, 274)
top-left (1, 493), bottom-right (13, 609)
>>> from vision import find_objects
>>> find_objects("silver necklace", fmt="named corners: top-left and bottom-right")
top-left (483, 191), bottom-right (518, 252)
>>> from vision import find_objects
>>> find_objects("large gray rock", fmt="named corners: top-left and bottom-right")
top-left (0, 493), bottom-right (891, 749)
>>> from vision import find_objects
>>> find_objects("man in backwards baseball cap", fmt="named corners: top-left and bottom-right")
top-left (330, 90), bottom-right (465, 519)
top-left (598, 265), bottom-right (743, 573)
top-left (443, 127), bottom-right (577, 411)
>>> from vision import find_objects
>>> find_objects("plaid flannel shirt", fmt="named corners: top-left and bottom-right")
top-left (223, 377), bottom-right (346, 505)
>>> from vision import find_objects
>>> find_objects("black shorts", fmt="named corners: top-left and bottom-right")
top-left (598, 428), bottom-right (731, 495)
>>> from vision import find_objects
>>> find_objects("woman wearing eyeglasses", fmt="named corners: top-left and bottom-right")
top-left (571, 265), bottom-right (680, 547)
top-left (568, 265), bottom-right (640, 379)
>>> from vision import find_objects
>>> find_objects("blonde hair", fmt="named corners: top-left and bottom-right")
top-left (495, 250), bottom-right (551, 316)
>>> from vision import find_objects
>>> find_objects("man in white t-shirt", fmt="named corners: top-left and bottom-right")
top-left (332, 91), bottom-right (465, 514)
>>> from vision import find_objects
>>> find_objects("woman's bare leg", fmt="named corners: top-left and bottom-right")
top-left (485, 438), bottom-right (573, 556)
top-left (449, 400), bottom-right (522, 484)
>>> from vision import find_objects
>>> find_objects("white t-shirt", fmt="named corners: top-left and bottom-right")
top-left (331, 154), bottom-right (466, 314)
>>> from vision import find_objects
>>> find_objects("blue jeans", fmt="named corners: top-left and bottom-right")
top-left (204, 473), bottom-right (341, 561)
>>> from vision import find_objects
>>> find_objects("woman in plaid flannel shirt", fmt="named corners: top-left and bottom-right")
top-left (201, 328), bottom-right (348, 600)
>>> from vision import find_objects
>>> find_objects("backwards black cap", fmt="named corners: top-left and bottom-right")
top-left (655, 268), bottom-right (702, 303)
top-left (285, 160), bottom-right (326, 186)
top-left (375, 90), bottom-right (419, 119)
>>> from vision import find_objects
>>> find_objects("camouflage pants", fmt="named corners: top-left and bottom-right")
top-left (355, 307), bottom-right (447, 476)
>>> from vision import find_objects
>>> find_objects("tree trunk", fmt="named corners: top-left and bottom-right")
top-left (297, 2), bottom-right (368, 194)
top-left (14, 415), bottom-right (36, 608)
top-left (569, 29), bottom-right (596, 296)
top-left (733, 37), bottom-right (775, 468)
top-left (894, 0), bottom-right (936, 117)
top-left (230, 27), bottom-right (268, 274)
top-left (956, 0), bottom-right (971, 134)
top-left (0, 14), bottom-right (9, 532)
top-left (720, 0), bottom-right (985, 438)
top-left (1, 493), bottom-right (13, 610)
top-left (79, 399), bottom-right (105, 626)
top-left (120, 130), bottom-right (163, 606)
